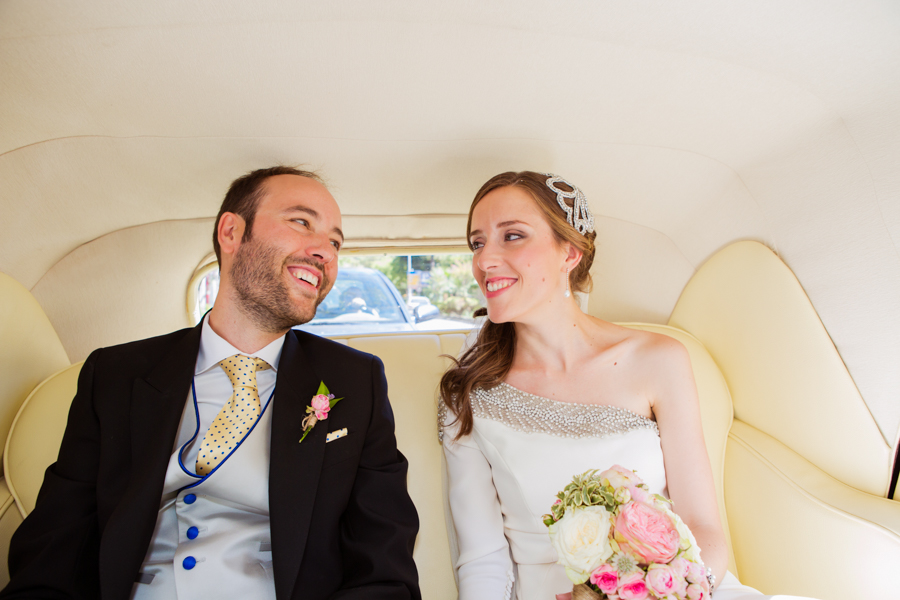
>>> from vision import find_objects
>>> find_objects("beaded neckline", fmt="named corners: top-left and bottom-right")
top-left (468, 382), bottom-right (658, 440)
top-left (494, 382), bottom-right (656, 414)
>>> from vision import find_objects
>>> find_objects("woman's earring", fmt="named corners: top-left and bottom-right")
top-left (564, 268), bottom-right (571, 298)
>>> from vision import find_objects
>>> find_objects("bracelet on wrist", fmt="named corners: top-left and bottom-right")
top-left (705, 567), bottom-right (716, 593)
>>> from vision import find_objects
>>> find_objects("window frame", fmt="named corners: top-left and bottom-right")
top-left (186, 253), bottom-right (220, 325)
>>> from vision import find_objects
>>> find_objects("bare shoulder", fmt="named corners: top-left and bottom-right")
top-left (608, 325), bottom-right (694, 396)
top-left (598, 321), bottom-right (687, 359)
top-left (580, 320), bottom-right (688, 366)
top-left (639, 328), bottom-right (690, 361)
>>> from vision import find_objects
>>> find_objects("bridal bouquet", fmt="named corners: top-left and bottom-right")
top-left (543, 466), bottom-right (711, 600)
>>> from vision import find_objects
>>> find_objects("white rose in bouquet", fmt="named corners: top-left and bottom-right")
top-left (548, 505), bottom-right (614, 584)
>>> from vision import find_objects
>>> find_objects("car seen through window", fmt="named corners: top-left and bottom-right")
top-left (189, 254), bottom-right (482, 335)
top-left (297, 266), bottom-right (474, 335)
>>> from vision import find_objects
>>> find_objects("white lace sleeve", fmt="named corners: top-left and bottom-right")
top-left (442, 408), bottom-right (515, 600)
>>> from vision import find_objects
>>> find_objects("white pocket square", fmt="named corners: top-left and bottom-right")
top-left (326, 428), bottom-right (348, 443)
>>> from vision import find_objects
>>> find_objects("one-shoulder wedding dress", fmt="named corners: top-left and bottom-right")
top-left (441, 383), bottom-right (816, 600)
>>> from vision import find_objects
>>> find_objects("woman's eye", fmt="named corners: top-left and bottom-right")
top-left (505, 232), bottom-right (523, 242)
top-left (293, 218), bottom-right (310, 227)
top-left (470, 240), bottom-right (484, 250)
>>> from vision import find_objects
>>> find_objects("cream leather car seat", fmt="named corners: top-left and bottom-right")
top-left (0, 272), bottom-right (70, 585)
top-left (670, 241), bottom-right (900, 598)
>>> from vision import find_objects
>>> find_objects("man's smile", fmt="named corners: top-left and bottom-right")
top-left (288, 265), bottom-right (321, 290)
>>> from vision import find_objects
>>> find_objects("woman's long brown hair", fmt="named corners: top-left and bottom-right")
top-left (439, 171), bottom-right (597, 439)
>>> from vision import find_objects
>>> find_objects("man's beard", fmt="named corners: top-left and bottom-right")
top-left (230, 237), bottom-right (330, 333)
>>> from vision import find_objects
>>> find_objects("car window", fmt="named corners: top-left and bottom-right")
top-left (188, 253), bottom-right (483, 336)
top-left (333, 254), bottom-right (483, 332)
top-left (307, 268), bottom-right (408, 326)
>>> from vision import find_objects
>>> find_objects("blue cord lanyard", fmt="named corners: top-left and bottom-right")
top-left (176, 378), bottom-right (276, 489)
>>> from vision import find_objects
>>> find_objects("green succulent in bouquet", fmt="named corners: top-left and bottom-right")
top-left (542, 469), bottom-right (626, 527)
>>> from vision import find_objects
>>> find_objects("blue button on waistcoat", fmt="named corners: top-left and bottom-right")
top-left (186, 526), bottom-right (199, 540)
top-left (183, 556), bottom-right (197, 570)
top-left (184, 493), bottom-right (197, 504)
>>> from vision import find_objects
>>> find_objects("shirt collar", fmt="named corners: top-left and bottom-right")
top-left (195, 314), bottom-right (286, 375)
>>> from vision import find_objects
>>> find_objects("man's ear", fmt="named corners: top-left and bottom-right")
top-left (217, 212), bottom-right (245, 259)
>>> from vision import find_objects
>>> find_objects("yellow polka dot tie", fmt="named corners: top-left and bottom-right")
top-left (196, 355), bottom-right (270, 476)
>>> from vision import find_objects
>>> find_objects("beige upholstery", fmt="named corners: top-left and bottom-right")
top-left (0, 273), bottom-right (69, 467)
top-left (0, 272), bottom-right (71, 588)
top-left (4, 362), bottom-right (84, 517)
top-left (341, 334), bottom-right (461, 600)
top-left (726, 420), bottom-right (900, 598)
top-left (0, 478), bottom-right (22, 587)
top-left (7, 7), bottom-right (900, 457)
top-left (668, 241), bottom-right (900, 598)
top-left (669, 241), bottom-right (892, 497)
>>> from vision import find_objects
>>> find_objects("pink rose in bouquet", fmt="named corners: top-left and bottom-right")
top-left (626, 484), bottom-right (650, 504)
top-left (544, 468), bottom-right (710, 600)
top-left (684, 562), bottom-right (711, 598)
top-left (598, 464), bottom-right (643, 489)
top-left (685, 561), bottom-right (707, 585)
top-left (645, 563), bottom-right (686, 597)
top-left (669, 557), bottom-right (691, 579)
top-left (686, 583), bottom-right (709, 600)
top-left (617, 571), bottom-right (649, 600)
top-left (589, 564), bottom-right (619, 595)
top-left (614, 501), bottom-right (680, 564)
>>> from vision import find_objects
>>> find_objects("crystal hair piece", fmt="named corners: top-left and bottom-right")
top-left (542, 173), bottom-right (595, 236)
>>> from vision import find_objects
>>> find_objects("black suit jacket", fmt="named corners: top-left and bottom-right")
top-left (1, 324), bottom-right (421, 600)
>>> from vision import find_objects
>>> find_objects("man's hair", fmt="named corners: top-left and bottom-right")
top-left (213, 166), bottom-right (323, 263)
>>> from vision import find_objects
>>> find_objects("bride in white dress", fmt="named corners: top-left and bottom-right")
top-left (439, 171), bottom-right (816, 600)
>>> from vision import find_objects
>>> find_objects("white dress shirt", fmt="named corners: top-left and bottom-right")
top-left (131, 315), bottom-right (286, 599)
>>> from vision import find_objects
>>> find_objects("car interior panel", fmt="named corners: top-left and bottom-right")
top-left (3, 4), bottom-right (900, 599)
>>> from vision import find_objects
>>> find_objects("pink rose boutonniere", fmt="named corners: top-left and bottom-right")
top-left (299, 381), bottom-right (344, 443)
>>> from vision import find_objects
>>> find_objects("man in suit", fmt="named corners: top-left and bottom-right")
top-left (1, 167), bottom-right (421, 599)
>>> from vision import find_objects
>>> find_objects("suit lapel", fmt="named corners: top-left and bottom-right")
top-left (100, 324), bottom-right (202, 599)
top-left (270, 330), bottom-right (326, 600)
